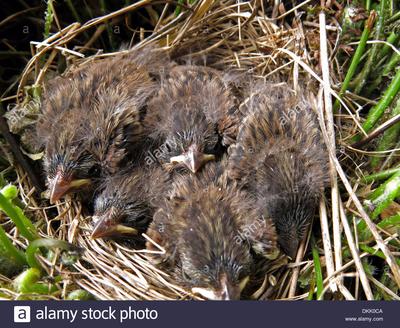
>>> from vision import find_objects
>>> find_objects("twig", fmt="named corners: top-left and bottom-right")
top-left (352, 113), bottom-right (400, 149)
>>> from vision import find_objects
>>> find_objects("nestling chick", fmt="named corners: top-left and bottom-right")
top-left (228, 83), bottom-right (329, 259)
top-left (91, 166), bottom-right (169, 240)
top-left (38, 49), bottom-right (161, 203)
top-left (144, 65), bottom-right (240, 174)
top-left (146, 162), bottom-right (278, 300)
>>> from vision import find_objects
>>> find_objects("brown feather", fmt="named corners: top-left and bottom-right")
top-left (228, 83), bottom-right (329, 258)
top-left (92, 165), bottom-right (170, 239)
top-left (144, 65), bottom-right (240, 173)
top-left (146, 161), bottom-right (277, 299)
top-left (37, 48), bottom-right (164, 198)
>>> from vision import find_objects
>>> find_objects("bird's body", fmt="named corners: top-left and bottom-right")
top-left (146, 162), bottom-right (277, 300)
top-left (144, 65), bottom-right (240, 174)
top-left (228, 83), bottom-right (329, 258)
top-left (38, 49), bottom-right (162, 203)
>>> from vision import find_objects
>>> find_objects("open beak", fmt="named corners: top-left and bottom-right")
top-left (91, 213), bottom-right (138, 239)
top-left (49, 172), bottom-right (91, 204)
top-left (170, 145), bottom-right (215, 173)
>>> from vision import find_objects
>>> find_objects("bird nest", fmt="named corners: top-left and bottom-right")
top-left (2, 0), bottom-right (400, 300)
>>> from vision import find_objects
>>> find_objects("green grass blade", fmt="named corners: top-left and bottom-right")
top-left (362, 166), bottom-right (400, 183)
top-left (0, 193), bottom-right (38, 242)
top-left (43, 0), bottom-right (54, 39)
top-left (356, 66), bottom-right (400, 140)
top-left (371, 96), bottom-right (400, 168)
top-left (26, 238), bottom-right (83, 270)
top-left (0, 225), bottom-right (26, 266)
top-left (311, 238), bottom-right (323, 300)
top-left (333, 12), bottom-right (376, 112)
top-left (353, 0), bottom-right (390, 95)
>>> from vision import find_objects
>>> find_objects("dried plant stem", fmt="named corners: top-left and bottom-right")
top-left (276, 45), bottom-right (400, 292)
top-left (288, 237), bottom-right (307, 298)
top-left (319, 198), bottom-right (336, 292)
top-left (334, 145), bottom-right (400, 288)
top-left (339, 200), bottom-right (373, 299)
top-left (337, 284), bottom-right (356, 300)
top-left (303, 55), bottom-right (400, 292)
top-left (4, 0), bottom-right (398, 301)
top-left (352, 113), bottom-right (400, 149)
top-left (319, 10), bottom-right (340, 291)
top-left (368, 274), bottom-right (400, 300)
top-left (0, 6), bottom-right (41, 28)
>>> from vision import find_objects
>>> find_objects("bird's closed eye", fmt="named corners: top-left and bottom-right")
top-left (182, 269), bottom-right (192, 282)
top-left (164, 143), bottom-right (172, 153)
top-left (88, 164), bottom-right (101, 177)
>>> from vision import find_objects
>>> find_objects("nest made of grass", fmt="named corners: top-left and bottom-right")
top-left (2, 0), bottom-right (399, 300)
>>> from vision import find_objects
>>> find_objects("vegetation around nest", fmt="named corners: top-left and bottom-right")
top-left (0, 0), bottom-right (399, 300)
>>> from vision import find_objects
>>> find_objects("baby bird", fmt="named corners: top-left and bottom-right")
top-left (146, 162), bottom-right (278, 300)
top-left (91, 166), bottom-right (169, 240)
top-left (38, 49), bottom-right (161, 203)
top-left (144, 65), bottom-right (240, 174)
top-left (228, 83), bottom-right (329, 259)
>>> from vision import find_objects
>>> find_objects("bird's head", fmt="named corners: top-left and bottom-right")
top-left (174, 190), bottom-right (253, 300)
top-left (44, 148), bottom-right (98, 204)
top-left (168, 143), bottom-right (216, 174)
top-left (146, 162), bottom-right (279, 299)
top-left (268, 191), bottom-right (317, 259)
top-left (191, 272), bottom-right (250, 301)
top-left (163, 110), bottom-right (220, 173)
top-left (91, 173), bottom-right (149, 239)
top-left (178, 229), bottom-right (252, 300)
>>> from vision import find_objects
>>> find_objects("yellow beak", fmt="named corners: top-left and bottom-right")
top-left (49, 172), bottom-right (91, 203)
top-left (170, 145), bottom-right (215, 173)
